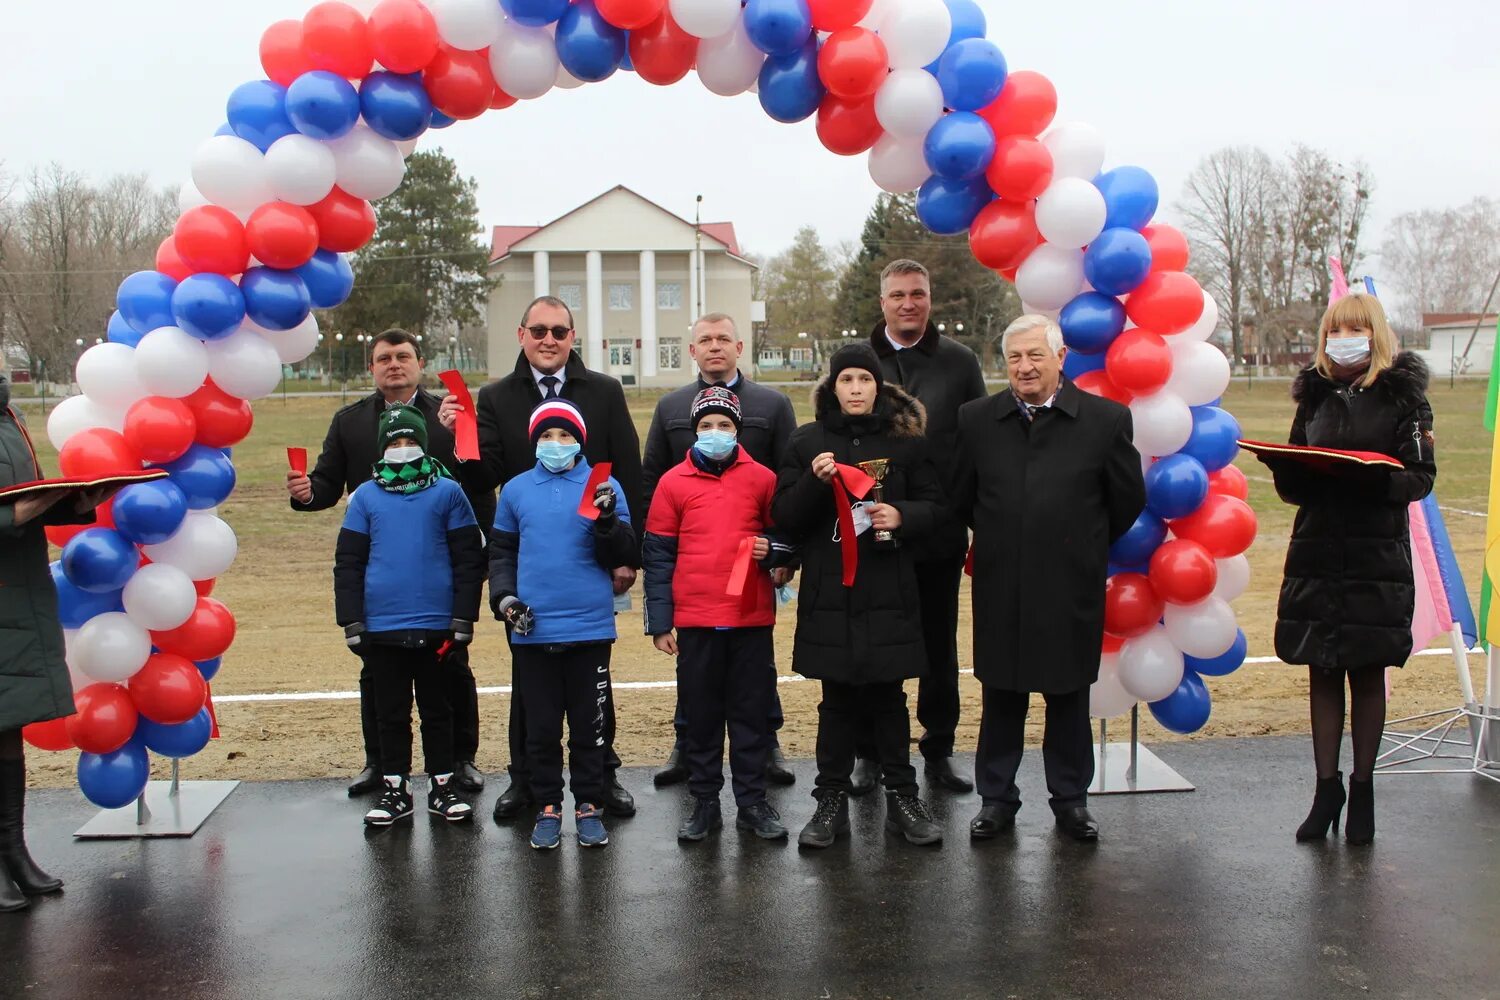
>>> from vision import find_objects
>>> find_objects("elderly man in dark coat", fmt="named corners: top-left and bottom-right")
top-left (952, 315), bottom-right (1145, 842)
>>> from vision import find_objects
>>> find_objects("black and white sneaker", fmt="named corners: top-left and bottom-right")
top-left (428, 774), bottom-right (473, 822)
top-left (364, 776), bottom-right (414, 827)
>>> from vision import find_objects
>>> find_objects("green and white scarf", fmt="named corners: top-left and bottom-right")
top-left (372, 454), bottom-right (450, 494)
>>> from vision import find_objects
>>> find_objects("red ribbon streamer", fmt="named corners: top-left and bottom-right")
top-left (725, 535), bottom-right (756, 597)
top-left (205, 683), bottom-right (220, 740)
top-left (286, 447), bottom-right (308, 475)
top-left (578, 461), bottom-right (613, 520)
top-left (437, 370), bottom-right (480, 461)
top-left (964, 541), bottom-right (975, 577)
top-left (831, 463), bottom-right (874, 588)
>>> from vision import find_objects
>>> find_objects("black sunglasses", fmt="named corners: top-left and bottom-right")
top-left (526, 325), bottom-right (573, 341)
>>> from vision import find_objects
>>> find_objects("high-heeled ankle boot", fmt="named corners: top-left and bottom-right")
top-left (1295, 772), bottom-right (1346, 842)
top-left (1344, 776), bottom-right (1375, 845)
top-left (0, 759), bottom-right (62, 895)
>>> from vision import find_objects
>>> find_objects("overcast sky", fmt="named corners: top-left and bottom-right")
top-left (3, 0), bottom-right (1496, 272)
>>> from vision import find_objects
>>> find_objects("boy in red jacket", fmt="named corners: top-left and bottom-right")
top-left (643, 386), bottom-right (796, 843)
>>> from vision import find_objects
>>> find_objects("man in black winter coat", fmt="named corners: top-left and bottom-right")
top-left (639, 313), bottom-right (799, 788)
top-left (437, 295), bottom-right (642, 820)
top-left (287, 329), bottom-right (493, 797)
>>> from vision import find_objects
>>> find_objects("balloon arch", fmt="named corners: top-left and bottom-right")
top-left (24, 0), bottom-right (1257, 806)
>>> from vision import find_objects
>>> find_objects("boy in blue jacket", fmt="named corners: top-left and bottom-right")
top-left (490, 399), bottom-right (636, 850)
top-left (335, 404), bottom-right (486, 827)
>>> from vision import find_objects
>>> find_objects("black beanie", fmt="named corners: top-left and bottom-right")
top-left (377, 404), bottom-right (428, 453)
top-left (690, 385), bottom-right (742, 431)
top-left (828, 343), bottom-right (884, 391)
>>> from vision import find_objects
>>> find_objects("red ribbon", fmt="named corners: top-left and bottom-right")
top-left (725, 535), bottom-right (756, 597)
top-left (205, 683), bottom-right (220, 740)
top-left (964, 541), bottom-right (975, 577)
top-left (286, 447), bottom-right (308, 475)
top-left (831, 463), bottom-right (874, 587)
top-left (437, 370), bottom-right (480, 461)
top-left (578, 461), bottom-right (613, 519)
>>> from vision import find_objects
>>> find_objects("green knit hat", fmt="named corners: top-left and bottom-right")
top-left (377, 404), bottom-right (428, 453)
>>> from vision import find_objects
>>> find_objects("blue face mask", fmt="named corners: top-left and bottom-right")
top-left (536, 441), bottom-right (581, 473)
top-left (694, 430), bottom-right (737, 461)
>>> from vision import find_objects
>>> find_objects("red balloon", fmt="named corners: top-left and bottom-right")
top-left (174, 206), bottom-right (250, 277)
top-left (47, 502), bottom-right (115, 548)
top-left (1143, 223), bottom-right (1190, 272)
top-left (22, 716), bottom-right (75, 752)
top-left (302, 2), bottom-right (374, 79)
top-left (1074, 369), bottom-right (1132, 406)
top-left (1103, 572), bottom-right (1163, 639)
top-left (184, 380), bottom-right (255, 447)
top-left (817, 28), bottom-right (888, 100)
top-left (151, 598), bottom-right (237, 662)
top-left (1148, 538), bottom-right (1219, 605)
top-left (596, 0), bottom-right (666, 30)
top-left (977, 70), bottom-right (1057, 138)
top-left (66, 683), bottom-right (139, 755)
top-left (1125, 271), bottom-right (1205, 335)
top-left (1101, 632), bottom-right (1124, 654)
top-left (245, 202), bottom-right (320, 270)
top-left (59, 428), bottom-right (142, 479)
top-left (1105, 329), bottom-right (1173, 395)
top-left (123, 397), bottom-right (198, 464)
top-left (308, 187), bottom-right (377, 253)
top-left (809, 0), bottom-right (872, 30)
top-left (261, 19), bottom-right (313, 87)
top-left (1207, 464), bottom-right (1248, 500)
top-left (490, 85), bottom-right (517, 110)
top-left (129, 652), bottom-right (208, 725)
top-left (154, 237), bottom-right (194, 282)
top-left (422, 45), bottom-right (495, 120)
top-left (985, 136), bottom-right (1053, 202)
top-left (815, 95), bottom-right (883, 156)
top-left (368, 0), bottom-right (440, 74)
top-left (194, 577), bottom-right (217, 597)
top-left (1170, 494), bottom-right (1257, 559)
top-left (969, 199), bottom-right (1039, 271)
top-left (628, 11), bottom-right (699, 86)
top-left (998, 263), bottom-right (1019, 283)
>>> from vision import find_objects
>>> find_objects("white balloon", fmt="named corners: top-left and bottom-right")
top-left (72, 612), bottom-right (151, 683)
top-left (191, 135), bottom-right (274, 217)
top-left (696, 17), bottom-right (766, 96)
top-left (1018, 303), bottom-right (1062, 323)
top-left (76, 344), bottom-right (147, 412)
top-left (874, 68), bottom-right (945, 139)
top-left (63, 630), bottom-right (94, 693)
top-left (1166, 339), bottom-right (1231, 406)
top-left (429, 0), bottom-right (503, 49)
top-left (1117, 625), bottom-right (1185, 702)
top-left (207, 328), bottom-right (284, 400)
top-left (670, 0), bottom-right (741, 39)
top-left (135, 327), bottom-right (211, 399)
top-left (329, 125), bottom-right (406, 201)
top-left (555, 64), bottom-right (586, 90)
top-left (490, 22), bottom-right (559, 100)
top-left (856, 0), bottom-right (890, 29)
top-left (178, 179), bottom-right (211, 214)
top-left (1164, 596), bottom-right (1239, 659)
top-left (1175, 291), bottom-right (1220, 344)
top-left (1090, 653), bottom-right (1137, 719)
top-left (867, 133), bottom-right (930, 194)
top-left (1014, 244), bottom-right (1085, 311)
top-left (1214, 554), bottom-right (1251, 602)
top-left (878, 0), bottom-right (951, 69)
top-left (265, 134), bottom-right (339, 206)
top-left (1128, 389), bottom-right (1193, 458)
top-left (1042, 122), bottom-right (1106, 180)
top-left (47, 394), bottom-right (123, 450)
top-left (1034, 177), bottom-right (1107, 249)
top-left (394, 137), bottom-right (420, 158)
top-left (252, 313), bottom-right (321, 365)
top-left (122, 563), bottom-right (198, 631)
top-left (143, 511), bottom-right (238, 580)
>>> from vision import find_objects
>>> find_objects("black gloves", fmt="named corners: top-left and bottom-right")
top-left (449, 619), bottom-right (474, 646)
top-left (497, 596), bottom-right (535, 636)
top-left (344, 622), bottom-right (366, 656)
top-left (593, 483), bottom-right (616, 519)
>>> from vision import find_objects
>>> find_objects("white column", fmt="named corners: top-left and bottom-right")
top-left (585, 250), bottom-right (604, 370)
top-left (687, 249), bottom-right (699, 322)
top-left (532, 250), bottom-right (549, 299)
top-left (640, 250), bottom-right (658, 379)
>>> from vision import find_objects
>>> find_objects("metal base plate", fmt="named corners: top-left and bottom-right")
top-left (1090, 742), bottom-right (1195, 795)
top-left (74, 780), bottom-right (240, 839)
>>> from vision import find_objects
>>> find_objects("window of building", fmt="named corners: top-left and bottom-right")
top-left (657, 282), bottom-right (682, 310)
top-left (757, 348), bottom-right (783, 367)
top-left (790, 347), bottom-right (813, 364)
top-left (659, 337), bottom-right (681, 370)
top-left (556, 284), bottom-right (582, 311)
top-left (609, 341), bottom-right (633, 368)
top-left (608, 283), bottom-right (633, 311)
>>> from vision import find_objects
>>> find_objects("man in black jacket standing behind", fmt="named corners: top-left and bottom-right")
top-left (287, 329), bottom-right (492, 797)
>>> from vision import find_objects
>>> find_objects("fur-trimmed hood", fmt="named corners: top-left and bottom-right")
top-left (810, 378), bottom-right (926, 439)
top-left (1292, 350), bottom-right (1429, 407)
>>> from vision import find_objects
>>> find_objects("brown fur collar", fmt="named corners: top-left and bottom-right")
top-left (1291, 350), bottom-right (1429, 407)
top-left (810, 378), bottom-right (926, 438)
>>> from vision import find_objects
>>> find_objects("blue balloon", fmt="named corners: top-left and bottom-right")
top-left (922, 111), bottom-right (995, 181)
top-left (619, 42), bottom-right (634, 72)
top-left (172, 274), bottom-right (245, 341)
top-left (61, 528), bottom-right (138, 594)
top-left (1148, 669), bottom-right (1212, 734)
top-left (285, 70), bottom-right (361, 140)
top-left (106, 310), bottom-right (142, 348)
top-left (1186, 629), bottom-right (1247, 677)
top-left (744, 0), bottom-right (812, 56)
top-left (227, 80), bottom-right (295, 152)
top-left (429, 109), bottom-right (456, 129)
top-left (555, 0), bottom-right (627, 82)
top-left (112, 480), bottom-right (189, 546)
top-left (214, 122), bottom-right (237, 137)
top-left (359, 72), bottom-right (433, 141)
top-left (1144, 454), bottom-right (1210, 521)
top-left (1094, 166), bottom-right (1159, 231)
top-left (757, 39), bottom-right (824, 124)
top-left (241, 267), bottom-right (311, 331)
top-left (161, 444), bottom-right (237, 510)
top-left (1083, 227), bottom-right (1153, 297)
top-left (1059, 292), bottom-right (1127, 355)
top-left (1107, 561), bottom-right (1148, 578)
top-left (916, 175), bottom-right (993, 235)
top-left (195, 657), bottom-right (222, 682)
top-left (1109, 510), bottom-right (1166, 566)
top-left (1062, 348), bottom-right (1106, 379)
top-left (137, 710), bottom-right (214, 759)
top-left (296, 250), bottom-right (355, 309)
top-left (1181, 405), bottom-right (1241, 472)
top-left (501, 0), bottom-right (569, 25)
top-left (936, 38), bottom-right (1007, 112)
top-left (923, 0), bottom-right (987, 73)
top-left (117, 271), bottom-right (178, 335)
top-left (77, 740), bottom-right (150, 810)
top-left (50, 562), bottom-right (123, 630)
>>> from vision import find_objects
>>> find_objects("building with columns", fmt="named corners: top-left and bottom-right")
top-left (485, 186), bottom-right (760, 388)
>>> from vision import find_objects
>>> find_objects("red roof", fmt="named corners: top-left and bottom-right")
top-left (701, 223), bottom-right (740, 257)
top-left (1422, 312), bottom-right (1498, 328)
top-left (489, 225), bottom-right (540, 261)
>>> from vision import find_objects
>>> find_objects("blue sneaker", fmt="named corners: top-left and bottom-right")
top-left (530, 805), bottom-right (562, 850)
top-left (575, 803), bottom-right (609, 848)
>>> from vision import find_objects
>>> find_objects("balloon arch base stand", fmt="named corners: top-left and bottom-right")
top-left (1375, 631), bottom-right (1500, 785)
top-left (73, 760), bottom-right (239, 840)
top-left (1090, 705), bottom-right (1195, 795)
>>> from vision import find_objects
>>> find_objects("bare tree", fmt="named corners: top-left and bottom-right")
top-left (1380, 197), bottom-right (1500, 332)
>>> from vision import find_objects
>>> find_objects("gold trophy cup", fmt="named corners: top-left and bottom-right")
top-left (857, 458), bottom-right (896, 546)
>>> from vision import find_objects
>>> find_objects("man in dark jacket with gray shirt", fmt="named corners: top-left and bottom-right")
top-left (640, 313), bottom-right (798, 788)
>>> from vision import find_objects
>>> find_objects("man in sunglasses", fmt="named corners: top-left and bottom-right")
top-left (438, 295), bottom-right (643, 821)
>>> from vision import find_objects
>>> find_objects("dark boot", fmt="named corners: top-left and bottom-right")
top-left (798, 792), bottom-right (849, 849)
top-left (677, 797), bottom-right (722, 842)
top-left (0, 875), bottom-right (26, 913)
top-left (0, 760), bottom-right (61, 896)
top-left (347, 764), bottom-right (382, 798)
top-left (1295, 772), bottom-right (1346, 842)
top-left (1344, 777), bottom-right (1374, 845)
top-left (849, 758), bottom-right (879, 797)
top-left (765, 746), bottom-right (796, 786)
top-left (884, 792), bottom-right (942, 846)
top-left (654, 748), bottom-right (688, 788)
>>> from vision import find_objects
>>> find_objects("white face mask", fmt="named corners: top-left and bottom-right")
top-left (383, 445), bottom-right (424, 464)
top-left (1325, 338), bottom-right (1370, 365)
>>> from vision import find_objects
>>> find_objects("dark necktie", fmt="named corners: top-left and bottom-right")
top-left (540, 375), bottom-right (560, 399)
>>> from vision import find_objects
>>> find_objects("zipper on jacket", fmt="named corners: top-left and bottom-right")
top-left (1411, 420), bottom-right (1422, 462)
